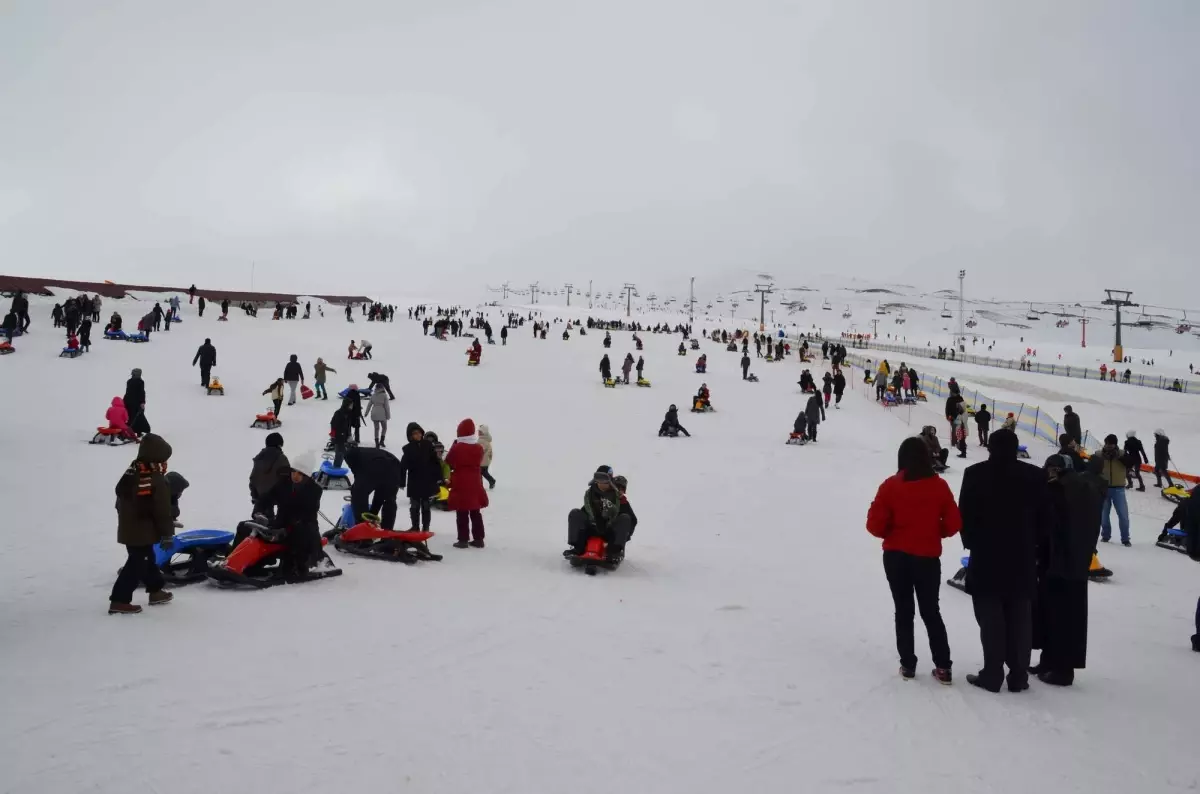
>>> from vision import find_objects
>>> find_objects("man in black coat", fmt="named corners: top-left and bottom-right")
top-left (805, 392), bottom-right (824, 440)
top-left (366, 372), bottom-right (395, 400)
top-left (1033, 455), bottom-right (1103, 686)
top-left (398, 422), bottom-right (443, 531)
top-left (658, 405), bottom-right (690, 437)
top-left (974, 404), bottom-right (992, 447)
top-left (1152, 430), bottom-right (1175, 488)
top-left (958, 429), bottom-right (1050, 693)
top-left (283, 354), bottom-right (305, 405)
top-left (1123, 431), bottom-right (1148, 491)
top-left (123, 368), bottom-right (150, 436)
top-left (741, 352), bottom-right (750, 380)
top-left (1063, 406), bottom-right (1082, 447)
top-left (344, 446), bottom-right (403, 530)
top-left (192, 338), bottom-right (217, 387)
top-left (832, 370), bottom-right (846, 408)
top-left (250, 462), bottom-right (324, 576)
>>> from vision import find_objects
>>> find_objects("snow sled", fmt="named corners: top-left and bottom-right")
top-left (690, 401), bottom-right (714, 413)
top-left (947, 556), bottom-right (969, 592)
top-left (432, 485), bottom-right (451, 510)
top-left (658, 426), bottom-right (683, 438)
top-left (1089, 553), bottom-right (1113, 580)
top-left (251, 411), bottom-right (281, 429)
top-left (726, 343), bottom-right (737, 352)
top-left (217, 315), bottom-right (228, 322)
top-left (695, 367), bottom-right (707, 374)
top-left (746, 373), bottom-right (759, 382)
top-left (338, 386), bottom-right (372, 399)
top-left (566, 535), bottom-right (621, 575)
top-left (300, 384), bottom-right (314, 400)
top-left (60, 347), bottom-right (83, 358)
top-left (765, 354), bottom-right (774, 362)
top-left (104, 330), bottom-right (127, 341)
top-left (126, 332), bottom-right (149, 343)
top-left (636, 377), bottom-right (651, 387)
top-left (915, 391), bottom-right (927, 402)
top-left (91, 427), bottom-right (135, 445)
top-left (603, 378), bottom-right (617, 388)
top-left (322, 438), bottom-right (358, 454)
top-left (206, 524), bottom-right (341, 589)
top-left (1155, 527), bottom-right (1189, 553)
top-left (0, 341), bottom-right (13, 355)
top-left (206, 378), bottom-right (225, 395)
top-left (313, 460), bottom-right (352, 490)
top-left (324, 507), bottom-right (441, 563)
top-left (677, 350), bottom-right (687, 356)
top-left (351, 352), bottom-right (367, 360)
top-left (786, 433), bottom-right (807, 446)
top-left (1162, 484), bottom-right (1191, 505)
top-left (1017, 445), bottom-right (1030, 460)
top-left (150, 529), bottom-right (235, 585)
top-left (882, 393), bottom-right (901, 408)
top-left (467, 358), bottom-right (479, 366)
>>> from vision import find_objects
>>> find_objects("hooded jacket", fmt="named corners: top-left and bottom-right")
top-left (1153, 433), bottom-right (1170, 467)
top-left (115, 433), bottom-right (175, 546)
top-left (193, 341), bottom-right (217, 368)
top-left (445, 435), bottom-right (489, 511)
top-left (105, 397), bottom-right (130, 430)
top-left (283, 356), bottom-right (304, 382)
top-left (478, 424), bottom-right (493, 467)
top-left (582, 483), bottom-right (622, 527)
top-left (249, 445), bottom-right (291, 500)
top-left (399, 423), bottom-right (443, 499)
top-left (314, 360), bottom-right (336, 384)
top-left (366, 389), bottom-right (391, 421)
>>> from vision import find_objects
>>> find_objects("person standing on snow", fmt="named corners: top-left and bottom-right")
top-left (108, 433), bottom-right (176, 614)
top-left (832, 369), bottom-right (846, 408)
top-left (283, 354), bottom-right (304, 405)
top-left (1123, 431), bottom-right (1148, 491)
top-left (313, 358), bottom-right (336, 400)
top-left (599, 354), bottom-right (612, 382)
top-left (1089, 434), bottom-right (1131, 545)
top-left (957, 429), bottom-right (1049, 693)
top-left (805, 392), bottom-right (824, 441)
top-left (398, 422), bottom-right (442, 532)
top-left (974, 404), bottom-right (992, 447)
top-left (1063, 406), bottom-right (1082, 447)
top-left (364, 383), bottom-right (391, 447)
top-left (500, 325), bottom-right (508, 346)
top-left (1153, 430), bottom-right (1175, 488)
top-left (621, 354), bottom-right (634, 384)
top-left (636, 356), bottom-right (645, 381)
top-left (446, 418), bottom-right (489, 548)
top-left (124, 368), bottom-right (150, 436)
top-left (192, 338), bottom-right (217, 387)
top-left (822, 372), bottom-right (834, 408)
top-left (197, 296), bottom-right (206, 317)
top-left (866, 436), bottom-right (961, 682)
top-left (479, 424), bottom-right (496, 489)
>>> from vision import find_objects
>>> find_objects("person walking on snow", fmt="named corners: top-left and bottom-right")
top-left (1063, 406), bottom-right (1082, 447)
top-left (398, 423), bottom-right (442, 532)
top-left (866, 437), bottom-right (961, 682)
top-left (365, 383), bottom-right (391, 447)
top-left (192, 338), bottom-right (217, 387)
top-left (822, 372), bottom-right (834, 408)
top-left (263, 378), bottom-right (285, 417)
top-left (283, 354), bottom-right (304, 405)
top-left (621, 353), bottom-right (634, 384)
top-left (313, 358), bottom-right (336, 400)
top-left (197, 296), bottom-right (206, 317)
top-left (446, 419), bottom-right (488, 548)
top-left (832, 370), bottom-right (846, 408)
top-left (108, 433), bottom-right (176, 614)
top-left (1153, 430), bottom-right (1175, 488)
top-left (1123, 431), bottom-right (1148, 491)
top-left (805, 392), bottom-right (824, 442)
top-left (479, 424), bottom-right (496, 489)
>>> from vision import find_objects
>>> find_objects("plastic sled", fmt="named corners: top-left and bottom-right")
top-left (432, 485), bottom-right (451, 510)
top-left (746, 373), bottom-right (759, 382)
top-left (300, 385), bottom-right (313, 400)
top-left (1162, 485), bottom-right (1190, 504)
top-left (60, 347), bottom-right (83, 358)
top-left (251, 412), bottom-right (281, 429)
top-left (689, 339), bottom-right (699, 349)
top-left (690, 401), bottom-right (714, 413)
top-left (207, 525), bottom-right (341, 589)
top-left (947, 556), bottom-right (969, 592)
top-left (104, 330), bottom-right (127, 340)
top-left (677, 350), bottom-right (687, 356)
top-left (603, 378), bottom-right (617, 388)
top-left (636, 378), bottom-right (651, 387)
top-left (567, 536), bottom-right (621, 575)
top-left (695, 367), bottom-right (706, 374)
top-left (1088, 553), bottom-right (1113, 580)
top-left (1017, 445), bottom-right (1030, 459)
top-left (1155, 528), bottom-right (1190, 554)
top-left (338, 387), bottom-right (372, 399)
top-left (206, 380), bottom-right (225, 395)
top-left (765, 354), bottom-right (774, 362)
top-left (152, 529), bottom-right (235, 585)
top-left (882, 394), bottom-right (900, 408)
top-left (786, 433), bottom-right (807, 446)
top-left (91, 427), bottom-right (136, 445)
top-left (126, 332), bottom-right (149, 343)
top-left (0, 342), bottom-right (13, 355)
top-left (313, 460), bottom-right (352, 490)
top-left (916, 391), bottom-right (927, 402)
top-left (467, 358), bottom-right (479, 366)
top-left (325, 513), bottom-right (440, 564)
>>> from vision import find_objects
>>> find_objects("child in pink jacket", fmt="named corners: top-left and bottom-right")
top-left (105, 397), bottom-right (135, 438)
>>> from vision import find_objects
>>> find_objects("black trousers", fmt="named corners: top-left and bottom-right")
top-left (971, 595), bottom-right (1032, 689)
top-left (481, 466), bottom-right (495, 487)
top-left (272, 398), bottom-right (282, 416)
top-left (409, 497), bottom-right (432, 531)
top-left (1126, 465), bottom-right (1144, 489)
top-left (883, 551), bottom-right (951, 669)
top-left (110, 545), bottom-right (166, 603)
top-left (200, 366), bottom-right (211, 387)
top-left (977, 426), bottom-right (989, 446)
top-left (567, 509), bottom-right (632, 552)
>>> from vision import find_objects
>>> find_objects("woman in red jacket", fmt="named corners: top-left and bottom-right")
top-left (867, 437), bottom-right (963, 683)
top-left (446, 418), bottom-right (489, 548)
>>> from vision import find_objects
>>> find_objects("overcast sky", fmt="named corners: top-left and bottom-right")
top-left (1, 0), bottom-right (1197, 304)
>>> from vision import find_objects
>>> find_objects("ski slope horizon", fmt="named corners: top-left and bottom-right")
top-left (1, 290), bottom-right (1198, 794)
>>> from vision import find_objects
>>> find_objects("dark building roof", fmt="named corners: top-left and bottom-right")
top-left (0, 275), bottom-right (372, 305)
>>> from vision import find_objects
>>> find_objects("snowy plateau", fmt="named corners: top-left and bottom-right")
top-left (1, 283), bottom-right (1198, 794)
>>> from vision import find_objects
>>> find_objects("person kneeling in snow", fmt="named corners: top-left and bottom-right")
top-left (564, 466), bottom-right (633, 562)
top-left (237, 452), bottom-right (324, 579)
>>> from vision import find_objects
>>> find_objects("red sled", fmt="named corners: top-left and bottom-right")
top-left (324, 520), bottom-right (441, 563)
top-left (207, 529), bottom-right (341, 588)
top-left (300, 385), bottom-right (314, 400)
top-left (567, 535), bottom-right (622, 575)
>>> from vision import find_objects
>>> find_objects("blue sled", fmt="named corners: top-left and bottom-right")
top-left (947, 555), bottom-right (970, 592)
top-left (147, 529), bottom-right (236, 585)
top-left (126, 332), bottom-right (149, 343)
top-left (1017, 445), bottom-right (1030, 459)
top-left (104, 330), bottom-right (127, 340)
top-left (314, 460), bottom-right (353, 491)
top-left (338, 386), bottom-right (372, 398)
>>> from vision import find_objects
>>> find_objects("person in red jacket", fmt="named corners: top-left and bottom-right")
top-left (867, 436), bottom-right (963, 683)
top-left (446, 418), bottom-right (489, 548)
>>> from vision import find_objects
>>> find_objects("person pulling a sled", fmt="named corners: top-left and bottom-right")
top-left (659, 404), bottom-right (690, 437)
top-left (108, 433), bottom-right (177, 614)
top-left (600, 354), bottom-right (612, 383)
top-left (564, 466), bottom-right (633, 563)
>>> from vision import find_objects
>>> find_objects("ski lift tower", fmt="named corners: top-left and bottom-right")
top-left (957, 270), bottom-right (966, 351)
top-left (1101, 289), bottom-right (1137, 362)
top-left (688, 277), bottom-right (697, 329)
top-left (563, 283), bottom-right (573, 306)
top-left (622, 283), bottom-right (638, 318)
top-left (529, 282), bottom-right (539, 304)
top-left (588, 280), bottom-right (593, 310)
top-left (753, 283), bottom-right (774, 333)
top-left (1079, 307), bottom-right (1089, 349)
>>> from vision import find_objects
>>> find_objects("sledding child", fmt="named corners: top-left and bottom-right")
top-left (613, 475), bottom-right (638, 544)
top-left (107, 311), bottom-right (122, 333)
top-left (348, 340), bottom-right (359, 359)
top-left (678, 341), bottom-right (686, 355)
top-left (467, 338), bottom-right (482, 364)
top-left (793, 410), bottom-right (809, 441)
top-left (695, 383), bottom-right (711, 410)
top-left (659, 405), bottom-right (690, 437)
top-left (262, 378), bottom-right (285, 416)
top-left (445, 418), bottom-right (489, 548)
top-left (365, 382), bottom-right (391, 447)
top-left (696, 353), bottom-right (707, 373)
top-left (398, 422), bottom-right (442, 532)
top-left (105, 397), bottom-right (136, 439)
top-left (66, 333), bottom-right (79, 351)
top-left (108, 433), bottom-right (176, 614)
top-left (564, 466), bottom-right (632, 563)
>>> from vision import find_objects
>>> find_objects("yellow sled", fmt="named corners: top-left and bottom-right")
top-left (433, 485), bottom-right (451, 511)
top-left (1088, 553), bottom-right (1112, 581)
top-left (604, 378), bottom-right (617, 388)
top-left (1162, 484), bottom-right (1191, 504)
top-left (636, 378), bottom-right (651, 387)
top-left (206, 378), bottom-right (224, 396)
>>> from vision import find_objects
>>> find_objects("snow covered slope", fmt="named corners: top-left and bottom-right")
top-left (1, 294), bottom-right (1198, 794)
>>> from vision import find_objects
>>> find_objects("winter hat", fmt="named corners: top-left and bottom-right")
top-left (131, 368), bottom-right (142, 378)
top-left (265, 432), bottom-right (284, 448)
top-left (1104, 433), bottom-right (1119, 445)
top-left (456, 418), bottom-right (476, 438)
top-left (593, 465), bottom-right (613, 484)
top-left (289, 450), bottom-right (317, 476)
top-left (1154, 428), bottom-right (1165, 436)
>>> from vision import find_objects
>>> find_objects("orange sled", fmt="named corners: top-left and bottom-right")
top-left (325, 519), bottom-right (441, 563)
top-left (566, 536), bottom-right (622, 575)
top-left (207, 528), bottom-right (341, 588)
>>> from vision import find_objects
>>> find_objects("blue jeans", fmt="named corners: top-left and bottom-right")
top-left (1101, 487), bottom-right (1131, 543)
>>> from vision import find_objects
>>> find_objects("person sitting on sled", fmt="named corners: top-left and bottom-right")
top-left (237, 452), bottom-right (324, 578)
top-left (793, 410), bottom-right (809, 441)
top-left (920, 426), bottom-right (950, 469)
top-left (107, 311), bottom-right (123, 333)
top-left (695, 383), bottom-right (711, 409)
top-left (467, 338), bottom-right (482, 364)
top-left (105, 396), bottom-right (137, 439)
top-left (696, 353), bottom-right (707, 373)
top-left (659, 404), bottom-right (691, 437)
top-left (678, 341), bottom-right (686, 355)
top-left (564, 466), bottom-right (633, 562)
top-left (66, 333), bottom-right (79, 351)
top-left (613, 475), bottom-right (638, 540)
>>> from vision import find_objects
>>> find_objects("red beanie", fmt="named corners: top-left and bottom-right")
top-left (456, 418), bottom-right (476, 438)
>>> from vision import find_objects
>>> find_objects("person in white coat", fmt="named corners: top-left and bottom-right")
top-left (479, 424), bottom-right (496, 489)
top-left (365, 383), bottom-right (391, 447)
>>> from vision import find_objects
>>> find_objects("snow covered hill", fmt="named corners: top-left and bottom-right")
top-left (1, 291), bottom-right (1197, 794)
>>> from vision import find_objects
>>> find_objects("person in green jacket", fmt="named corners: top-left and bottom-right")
top-left (1090, 434), bottom-right (1131, 545)
top-left (564, 466), bottom-right (633, 562)
top-left (313, 358), bottom-right (337, 400)
top-left (109, 433), bottom-right (176, 614)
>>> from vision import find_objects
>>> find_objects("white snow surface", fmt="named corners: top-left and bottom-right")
top-left (2, 294), bottom-right (1198, 794)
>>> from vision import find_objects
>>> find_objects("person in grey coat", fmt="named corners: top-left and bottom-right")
top-left (805, 392), bottom-right (824, 442)
top-left (365, 384), bottom-right (392, 447)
